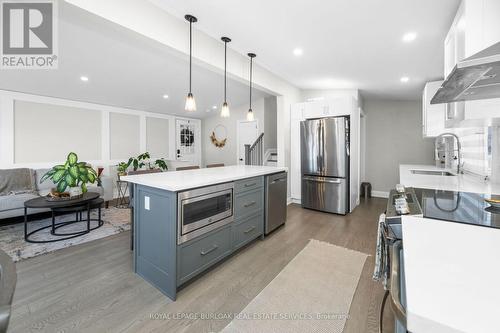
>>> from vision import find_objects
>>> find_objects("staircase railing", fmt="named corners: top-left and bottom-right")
top-left (244, 133), bottom-right (264, 166)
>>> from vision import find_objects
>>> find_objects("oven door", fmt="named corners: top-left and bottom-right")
top-left (178, 183), bottom-right (233, 244)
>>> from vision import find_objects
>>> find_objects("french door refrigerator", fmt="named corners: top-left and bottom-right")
top-left (300, 116), bottom-right (350, 214)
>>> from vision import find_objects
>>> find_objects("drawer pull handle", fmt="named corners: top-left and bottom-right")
top-left (244, 201), bottom-right (256, 208)
top-left (244, 182), bottom-right (257, 187)
top-left (200, 244), bottom-right (218, 256)
top-left (244, 226), bottom-right (256, 234)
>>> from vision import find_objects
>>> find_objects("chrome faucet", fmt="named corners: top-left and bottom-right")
top-left (435, 133), bottom-right (462, 174)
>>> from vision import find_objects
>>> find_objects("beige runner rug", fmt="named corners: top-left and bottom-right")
top-left (222, 239), bottom-right (368, 333)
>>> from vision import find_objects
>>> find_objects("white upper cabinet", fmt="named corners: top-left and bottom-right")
top-left (483, 0), bottom-right (500, 49)
top-left (443, 0), bottom-right (500, 126)
top-left (422, 81), bottom-right (446, 137)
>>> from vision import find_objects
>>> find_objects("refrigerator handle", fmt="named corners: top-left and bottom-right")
top-left (345, 117), bottom-right (350, 157)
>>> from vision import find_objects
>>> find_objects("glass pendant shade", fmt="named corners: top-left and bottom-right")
top-left (220, 102), bottom-right (230, 118)
top-left (185, 92), bottom-right (196, 111)
top-left (246, 108), bottom-right (254, 121)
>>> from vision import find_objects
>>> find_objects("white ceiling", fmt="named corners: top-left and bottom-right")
top-left (0, 2), bottom-right (269, 118)
top-left (150, 0), bottom-right (461, 100)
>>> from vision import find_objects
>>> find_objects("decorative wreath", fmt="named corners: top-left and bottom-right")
top-left (210, 125), bottom-right (227, 148)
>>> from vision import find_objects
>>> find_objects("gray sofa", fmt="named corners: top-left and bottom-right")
top-left (0, 168), bottom-right (113, 220)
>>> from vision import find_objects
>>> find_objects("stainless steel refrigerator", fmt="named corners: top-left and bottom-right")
top-left (300, 116), bottom-right (350, 214)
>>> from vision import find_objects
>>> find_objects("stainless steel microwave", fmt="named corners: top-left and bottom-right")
top-left (177, 182), bottom-right (233, 244)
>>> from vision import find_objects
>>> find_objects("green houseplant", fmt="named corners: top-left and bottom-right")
top-left (41, 152), bottom-right (98, 194)
top-left (117, 152), bottom-right (168, 177)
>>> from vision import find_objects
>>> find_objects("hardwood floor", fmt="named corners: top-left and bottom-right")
top-left (9, 198), bottom-right (393, 333)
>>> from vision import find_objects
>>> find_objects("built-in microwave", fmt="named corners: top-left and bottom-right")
top-left (177, 182), bottom-right (233, 244)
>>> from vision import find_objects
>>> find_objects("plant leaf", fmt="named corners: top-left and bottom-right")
top-left (79, 173), bottom-right (88, 183)
top-left (69, 165), bottom-right (79, 179)
top-left (67, 152), bottom-right (78, 166)
top-left (87, 172), bottom-right (96, 183)
top-left (40, 169), bottom-right (55, 183)
top-left (81, 182), bottom-right (87, 193)
top-left (57, 180), bottom-right (67, 193)
top-left (52, 170), bottom-right (66, 182)
top-left (65, 173), bottom-right (75, 187)
top-left (54, 165), bottom-right (66, 171)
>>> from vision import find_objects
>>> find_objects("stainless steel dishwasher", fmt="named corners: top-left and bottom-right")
top-left (265, 172), bottom-right (287, 234)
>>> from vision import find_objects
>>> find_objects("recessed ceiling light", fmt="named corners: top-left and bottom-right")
top-left (163, 94), bottom-right (169, 99)
top-left (212, 105), bottom-right (217, 109)
top-left (400, 76), bottom-right (410, 83)
top-left (80, 76), bottom-right (89, 82)
top-left (293, 48), bottom-right (303, 56)
top-left (402, 32), bottom-right (417, 42)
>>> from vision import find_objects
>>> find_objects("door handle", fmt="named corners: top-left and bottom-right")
top-left (200, 244), bottom-right (219, 256)
top-left (244, 201), bottom-right (256, 208)
top-left (244, 182), bottom-right (256, 187)
top-left (303, 177), bottom-right (341, 184)
top-left (244, 226), bottom-right (256, 234)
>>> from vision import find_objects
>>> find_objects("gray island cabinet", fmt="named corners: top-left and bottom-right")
top-left (122, 165), bottom-right (287, 300)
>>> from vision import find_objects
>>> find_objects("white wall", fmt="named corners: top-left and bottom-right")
top-left (364, 99), bottom-right (435, 195)
top-left (0, 90), bottom-right (201, 177)
top-left (264, 96), bottom-right (277, 152)
top-left (202, 99), bottom-right (264, 167)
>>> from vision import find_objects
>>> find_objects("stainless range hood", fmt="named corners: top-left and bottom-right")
top-left (431, 41), bottom-right (500, 104)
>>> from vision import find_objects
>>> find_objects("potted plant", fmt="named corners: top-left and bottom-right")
top-left (40, 152), bottom-right (98, 200)
top-left (117, 152), bottom-right (168, 178)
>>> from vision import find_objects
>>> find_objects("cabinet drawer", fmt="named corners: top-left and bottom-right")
top-left (233, 214), bottom-right (263, 250)
top-left (234, 177), bottom-right (263, 194)
top-left (177, 225), bottom-right (231, 285)
top-left (234, 188), bottom-right (263, 220)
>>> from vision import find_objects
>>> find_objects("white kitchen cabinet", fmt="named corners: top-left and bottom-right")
top-left (443, 0), bottom-right (500, 127)
top-left (483, 0), bottom-right (500, 49)
top-left (422, 81), bottom-right (446, 137)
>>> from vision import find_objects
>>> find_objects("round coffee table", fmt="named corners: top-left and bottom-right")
top-left (24, 192), bottom-right (103, 243)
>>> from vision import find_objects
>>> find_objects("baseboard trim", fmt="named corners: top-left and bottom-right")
top-left (371, 191), bottom-right (389, 198)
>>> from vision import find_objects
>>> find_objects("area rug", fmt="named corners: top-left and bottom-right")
top-left (222, 239), bottom-right (368, 333)
top-left (0, 207), bottom-right (130, 262)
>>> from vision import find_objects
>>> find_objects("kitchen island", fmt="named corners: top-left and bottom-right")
top-left (121, 165), bottom-right (287, 300)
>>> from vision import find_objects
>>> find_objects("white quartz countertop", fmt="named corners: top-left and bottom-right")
top-left (121, 165), bottom-right (288, 192)
top-left (402, 215), bottom-right (500, 332)
top-left (399, 164), bottom-right (500, 195)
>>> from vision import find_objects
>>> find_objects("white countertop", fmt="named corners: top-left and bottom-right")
top-left (402, 215), bottom-right (500, 333)
top-left (400, 164), bottom-right (500, 195)
top-left (121, 165), bottom-right (288, 191)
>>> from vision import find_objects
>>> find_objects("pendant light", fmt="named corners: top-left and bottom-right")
top-left (246, 53), bottom-right (256, 121)
top-left (184, 14), bottom-right (197, 112)
top-left (220, 37), bottom-right (231, 118)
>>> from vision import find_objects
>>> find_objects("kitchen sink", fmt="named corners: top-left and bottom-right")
top-left (410, 170), bottom-right (456, 176)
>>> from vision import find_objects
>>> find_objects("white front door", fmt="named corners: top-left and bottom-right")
top-left (176, 119), bottom-right (197, 162)
top-left (237, 120), bottom-right (258, 165)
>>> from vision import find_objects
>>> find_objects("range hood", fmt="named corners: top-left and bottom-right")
top-left (431, 41), bottom-right (500, 104)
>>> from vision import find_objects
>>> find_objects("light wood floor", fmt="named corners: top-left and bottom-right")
top-left (9, 198), bottom-right (393, 333)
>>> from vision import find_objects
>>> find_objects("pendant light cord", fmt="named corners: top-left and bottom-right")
top-left (249, 56), bottom-right (253, 109)
top-left (224, 41), bottom-right (227, 103)
top-left (189, 19), bottom-right (192, 94)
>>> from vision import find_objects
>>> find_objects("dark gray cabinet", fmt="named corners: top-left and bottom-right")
top-left (133, 176), bottom-right (266, 301)
top-left (177, 224), bottom-right (232, 285)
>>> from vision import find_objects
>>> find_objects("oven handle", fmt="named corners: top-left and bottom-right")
top-left (200, 244), bottom-right (219, 256)
top-left (390, 240), bottom-right (406, 328)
